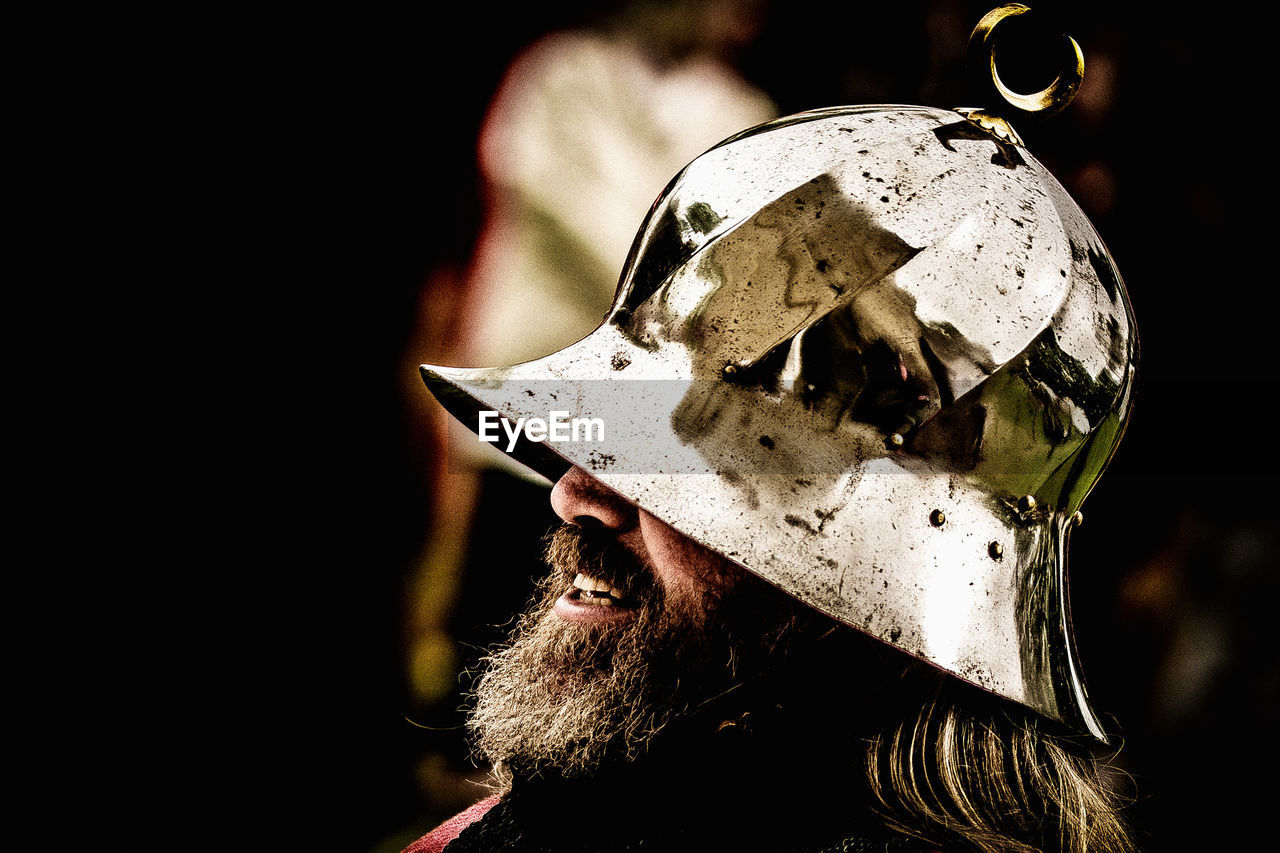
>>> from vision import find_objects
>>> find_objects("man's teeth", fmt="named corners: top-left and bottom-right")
top-left (573, 573), bottom-right (625, 604)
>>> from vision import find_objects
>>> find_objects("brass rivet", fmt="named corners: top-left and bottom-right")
top-left (722, 362), bottom-right (739, 378)
top-left (887, 432), bottom-right (904, 449)
top-left (988, 541), bottom-right (1003, 560)
top-left (1017, 495), bottom-right (1037, 515)
top-left (1072, 510), bottom-right (1084, 527)
top-left (930, 509), bottom-right (946, 527)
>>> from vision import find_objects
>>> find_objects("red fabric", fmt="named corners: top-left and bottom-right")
top-left (402, 796), bottom-right (502, 853)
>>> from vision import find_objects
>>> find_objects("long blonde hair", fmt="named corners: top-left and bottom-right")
top-left (865, 672), bottom-right (1136, 852)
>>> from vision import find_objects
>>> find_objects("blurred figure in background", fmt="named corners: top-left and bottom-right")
top-left (403, 0), bottom-right (776, 824)
top-left (461, 0), bottom-right (775, 370)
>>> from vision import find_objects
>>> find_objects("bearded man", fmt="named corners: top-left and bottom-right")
top-left (407, 101), bottom-right (1139, 853)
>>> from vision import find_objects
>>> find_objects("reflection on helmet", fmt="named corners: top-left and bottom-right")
top-left (422, 105), bottom-right (1138, 742)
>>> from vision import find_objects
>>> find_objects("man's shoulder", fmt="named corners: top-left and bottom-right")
top-left (401, 795), bottom-right (502, 853)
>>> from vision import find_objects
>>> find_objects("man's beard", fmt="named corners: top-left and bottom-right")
top-left (466, 522), bottom-right (812, 782)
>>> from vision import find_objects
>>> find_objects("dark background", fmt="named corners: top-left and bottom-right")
top-left (209, 2), bottom-right (1275, 850)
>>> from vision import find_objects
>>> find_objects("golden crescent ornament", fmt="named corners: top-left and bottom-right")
top-left (969, 4), bottom-right (1085, 118)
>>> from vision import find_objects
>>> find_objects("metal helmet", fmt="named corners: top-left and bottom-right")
top-left (422, 103), bottom-right (1137, 742)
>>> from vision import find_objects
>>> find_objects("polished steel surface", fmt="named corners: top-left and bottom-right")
top-left (423, 105), bottom-right (1137, 741)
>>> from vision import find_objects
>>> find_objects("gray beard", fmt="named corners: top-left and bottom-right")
top-left (466, 524), bottom-right (808, 782)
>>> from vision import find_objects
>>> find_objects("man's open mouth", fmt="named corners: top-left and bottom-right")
top-left (554, 572), bottom-right (639, 622)
top-left (568, 573), bottom-right (629, 606)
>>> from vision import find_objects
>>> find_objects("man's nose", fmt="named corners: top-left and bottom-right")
top-left (550, 466), bottom-right (636, 531)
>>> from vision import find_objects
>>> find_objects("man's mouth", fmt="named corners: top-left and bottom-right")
top-left (554, 573), bottom-right (638, 622)
top-left (570, 573), bottom-right (627, 605)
